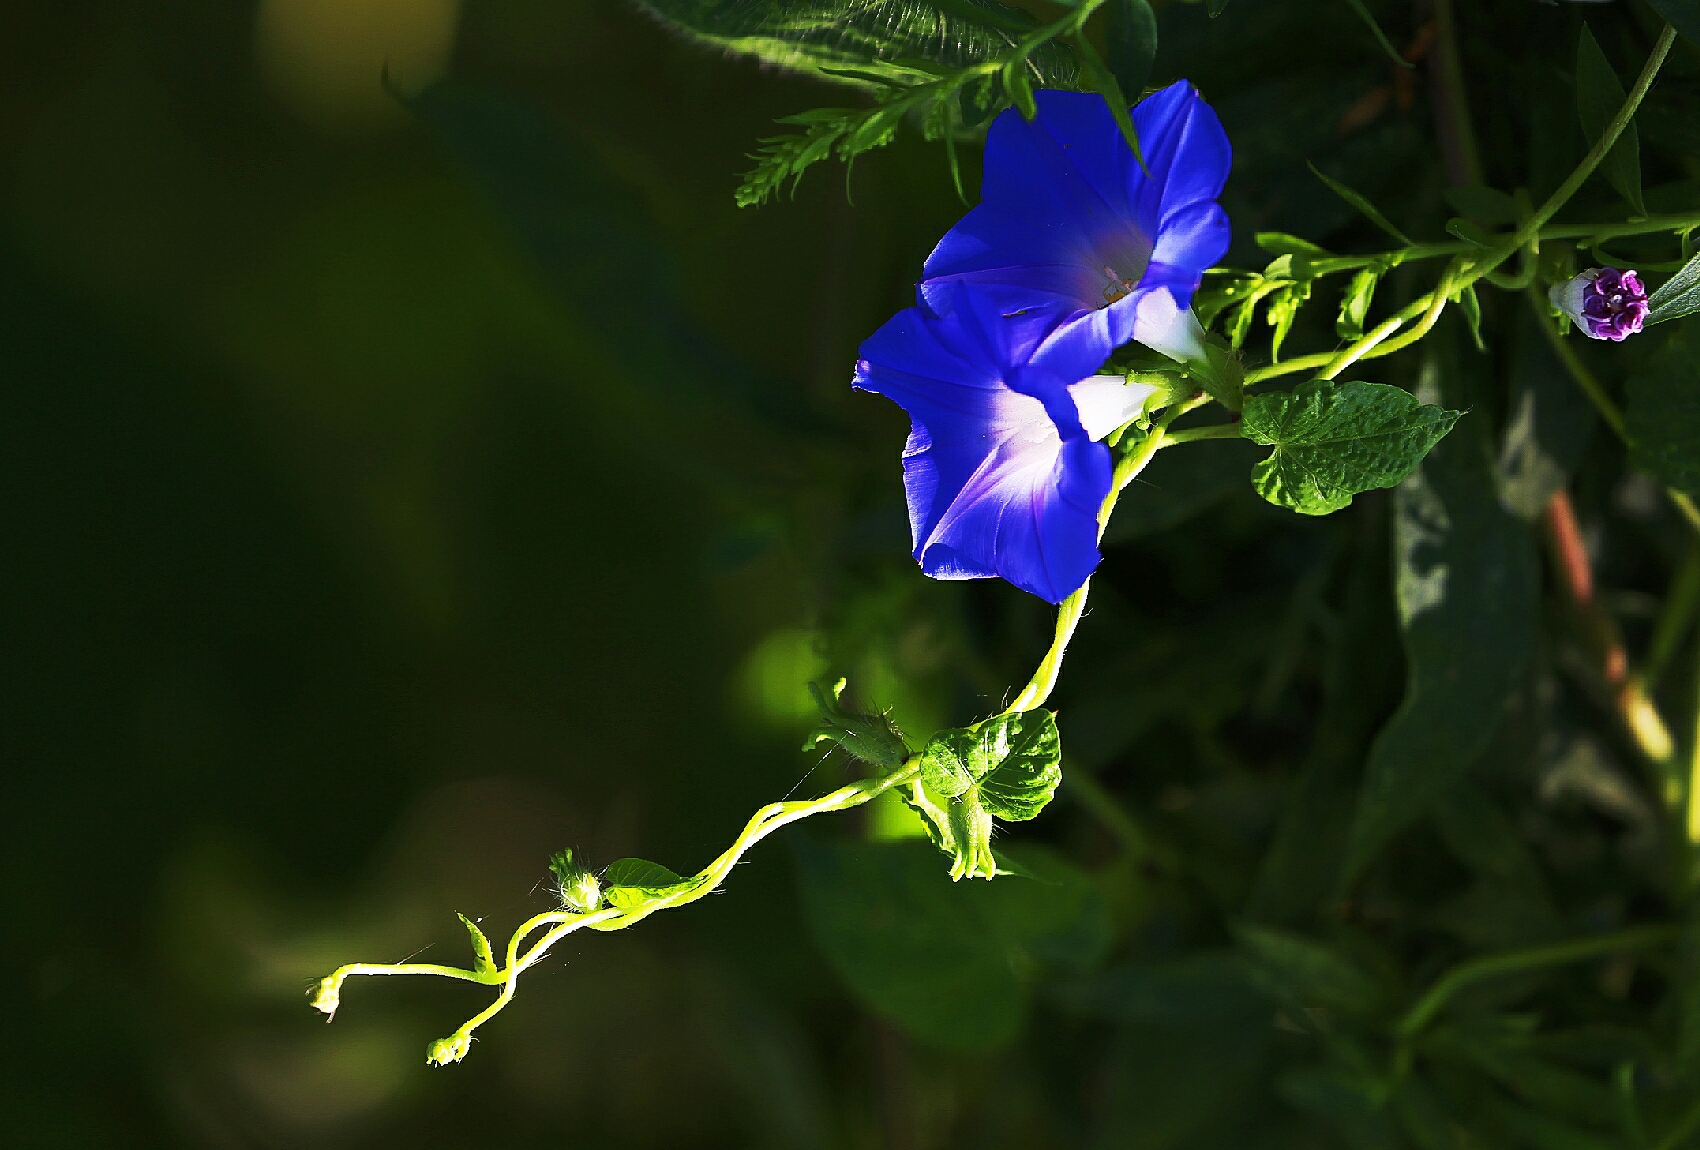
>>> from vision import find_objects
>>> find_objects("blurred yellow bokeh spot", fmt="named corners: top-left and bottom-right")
top-left (735, 627), bottom-right (829, 726)
top-left (255, 0), bottom-right (461, 133)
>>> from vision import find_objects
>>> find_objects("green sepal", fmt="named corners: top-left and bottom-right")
top-left (1450, 282), bottom-right (1485, 352)
top-left (603, 858), bottom-right (698, 910)
top-left (1189, 336), bottom-right (1245, 412)
top-left (1267, 283), bottom-right (1309, 362)
top-left (457, 913), bottom-right (498, 977)
top-left (548, 848), bottom-right (604, 913)
top-left (1242, 380), bottom-right (1462, 516)
top-left (1336, 266), bottom-right (1381, 341)
top-left (804, 678), bottom-right (910, 770)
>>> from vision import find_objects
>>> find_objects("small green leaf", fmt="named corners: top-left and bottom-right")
top-left (1647, 251), bottom-right (1700, 325)
top-left (1453, 282), bottom-right (1485, 352)
top-left (1446, 217), bottom-right (1496, 249)
top-left (1336, 267), bottom-right (1381, 341)
top-left (1308, 163), bottom-right (1411, 245)
top-left (458, 913), bottom-right (497, 977)
top-left (1267, 284), bottom-right (1307, 361)
top-left (1343, 0), bottom-right (1412, 69)
top-left (1071, 35), bottom-right (1145, 167)
top-left (1105, 0), bottom-right (1158, 104)
top-left (603, 858), bottom-right (697, 909)
top-left (1443, 185), bottom-right (1519, 227)
top-left (1242, 381), bottom-right (1462, 515)
top-left (1206, 0), bottom-right (1231, 14)
top-left (1577, 25), bottom-right (1646, 217)
top-left (1256, 232), bottom-right (1333, 259)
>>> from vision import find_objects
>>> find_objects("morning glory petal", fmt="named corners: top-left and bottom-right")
top-left (919, 81), bottom-right (1231, 357)
top-left (1128, 287), bottom-right (1208, 363)
top-left (1067, 375), bottom-right (1162, 441)
top-left (853, 288), bottom-right (1116, 603)
top-left (917, 433), bottom-right (1109, 603)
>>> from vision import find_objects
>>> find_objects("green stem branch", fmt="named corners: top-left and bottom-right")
top-left (1458, 25), bottom-right (1677, 294)
top-left (1396, 924), bottom-right (1679, 1038)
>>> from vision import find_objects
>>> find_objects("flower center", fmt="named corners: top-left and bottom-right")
top-left (1100, 265), bottom-right (1136, 305)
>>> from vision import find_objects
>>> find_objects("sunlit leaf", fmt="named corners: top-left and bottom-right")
top-left (914, 711), bottom-right (1062, 880)
top-left (603, 858), bottom-right (698, 909)
top-left (1242, 381), bottom-right (1461, 516)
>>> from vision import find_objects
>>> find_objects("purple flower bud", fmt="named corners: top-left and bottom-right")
top-left (1548, 267), bottom-right (1649, 341)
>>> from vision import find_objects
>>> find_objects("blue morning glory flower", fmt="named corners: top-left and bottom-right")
top-left (919, 81), bottom-right (1231, 363)
top-left (854, 285), bottom-right (1162, 603)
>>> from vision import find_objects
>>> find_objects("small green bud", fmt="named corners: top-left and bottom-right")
top-left (549, 848), bottom-right (603, 913)
top-left (309, 974), bottom-right (341, 1017)
top-left (427, 1032), bottom-right (472, 1067)
top-left (803, 678), bottom-right (910, 770)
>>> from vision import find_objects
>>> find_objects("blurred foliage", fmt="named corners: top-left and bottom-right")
top-left (8, 0), bottom-right (1700, 1148)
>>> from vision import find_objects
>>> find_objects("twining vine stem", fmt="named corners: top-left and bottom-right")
top-left (314, 24), bottom-right (1692, 1069)
top-left (313, 760), bottom-right (922, 1063)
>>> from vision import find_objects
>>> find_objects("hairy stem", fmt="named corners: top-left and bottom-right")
top-left (1003, 397), bottom-right (1210, 715)
top-left (316, 758), bottom-right (923, 1063)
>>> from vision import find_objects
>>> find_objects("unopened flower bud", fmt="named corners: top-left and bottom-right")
top-left (549, 848), bottom-right (602, 913)
top-left (427, 1032), bottom-right (472, 1067)
top-left (309, 974), bottom-right (342, 1017)
top-left (803, 679), bottom-right (910, 770)
top-left (1548, 267), bottom-right (1648, 341)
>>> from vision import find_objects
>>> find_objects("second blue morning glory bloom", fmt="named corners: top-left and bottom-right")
top-left (855, 285), bottom-right (1161, 603)
top-left (919, 81), bottom-right (1231, 362)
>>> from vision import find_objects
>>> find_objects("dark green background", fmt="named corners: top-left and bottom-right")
top-left (7, 1), bottom-right (1698, 1147)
